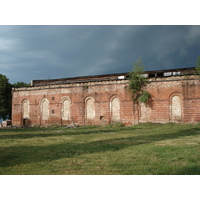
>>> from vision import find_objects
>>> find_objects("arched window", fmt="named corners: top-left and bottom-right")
top-left (22, 100), bottom-right (30, 119)
top-left (62, 97), bottom-right (71, 120)
top-left (171, 95), bottom-right (182, 122)
top-left (86, 97), bottom-right (95, 120)
top-left (41, 99), bottom-right (49, 120)
top-left (111, 97), bottom-right (120, 122)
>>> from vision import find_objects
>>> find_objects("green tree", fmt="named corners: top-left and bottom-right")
top-left (0, 74), bottom-right (12, 120)
top-left (12, 81), bottom-right (30, 88)
top-left (195, 55), bottom-right (200, 75)
top-left (128, 57), bottom-right (151, 103)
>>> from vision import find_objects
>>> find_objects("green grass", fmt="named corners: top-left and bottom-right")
top-left (0, 123), bottom-right (200, 175)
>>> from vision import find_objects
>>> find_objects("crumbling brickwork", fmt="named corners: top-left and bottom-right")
top-left (12, 68), bottom-right (200, 126)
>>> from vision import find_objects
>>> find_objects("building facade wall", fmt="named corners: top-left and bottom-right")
top-left (12, 80), bottom-right (134, 126)
top-left (12, 76), bottom-right (200, 126)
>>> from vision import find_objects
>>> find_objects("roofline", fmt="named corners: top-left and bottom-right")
top-left (32, 66), bottom-right (196, 82)
top-left (144, 66), bottom-right (196, 74)
top-left (32, 72), bottom-right (128, 83)
top-left (30, 66), bottom-right (196, 87)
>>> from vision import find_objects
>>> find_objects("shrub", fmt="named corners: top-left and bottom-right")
top-left (139, 90), bottom-right (151, 103)
top-left (128, 57), bottom-right (151, 103)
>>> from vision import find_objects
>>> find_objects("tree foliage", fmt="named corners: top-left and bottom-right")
top-left (0, 75), bottom-right (30, 120)
top-left (0, 74), bottom-right (12, 119)
top-left (195, 55), bottom-right (200, 75)
top-left (12, 81), bottom-right (31, 88)
top-left (139, 90), bottom-right (151, 103)
top-left (128, 57), bottom-right (151, 103)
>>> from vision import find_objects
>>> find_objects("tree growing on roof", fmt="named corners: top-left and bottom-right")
top-left (128, 57), bottom-right (151, 103)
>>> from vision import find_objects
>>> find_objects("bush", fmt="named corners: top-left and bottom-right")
top-left (128, 57), bottom-right (151, 103)
top-left (139, 90), bottom-right (151, 103)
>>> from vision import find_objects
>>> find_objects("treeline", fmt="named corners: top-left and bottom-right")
top-left (0, 74), bottom-right (30, 120)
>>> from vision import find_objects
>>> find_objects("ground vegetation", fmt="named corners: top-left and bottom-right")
top-left (0, 123), bottom-right (199, 175)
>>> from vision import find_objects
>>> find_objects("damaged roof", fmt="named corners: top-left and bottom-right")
top-left (31, 67), bottom-right (197, 87)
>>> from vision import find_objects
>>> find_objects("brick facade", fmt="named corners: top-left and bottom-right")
top-left (12, 68), bottom-right (200, 126)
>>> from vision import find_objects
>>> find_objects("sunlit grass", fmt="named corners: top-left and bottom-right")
top-left (0, 123), bottom-right (200, 175)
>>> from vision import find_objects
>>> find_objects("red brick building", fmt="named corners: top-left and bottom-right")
top-left (12, 67), bottom-right (200, 126)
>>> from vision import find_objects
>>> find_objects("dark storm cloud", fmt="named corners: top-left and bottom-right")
top-left (106, 26), bottom-right (200, 72)
top-left (0, 25), bottom-right (200, 83)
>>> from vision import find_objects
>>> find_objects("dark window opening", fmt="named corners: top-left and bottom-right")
top-left (149, 73), bottom-right (156, 78)
top-left (157, 73), bottom-right (164, 77)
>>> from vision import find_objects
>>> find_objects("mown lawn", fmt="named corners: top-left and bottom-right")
top-left (0, 123), bottom-right (200, 175)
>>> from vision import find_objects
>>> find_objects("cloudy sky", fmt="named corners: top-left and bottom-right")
top-left (1, 25), bottom-right (200, 83)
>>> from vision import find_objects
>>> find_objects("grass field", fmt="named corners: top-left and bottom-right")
top-left (0, 123), bottom-right (200, 175)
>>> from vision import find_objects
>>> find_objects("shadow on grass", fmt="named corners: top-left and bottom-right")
top-left (0, 126), bottom-right (200, 173)
top-left (0, 126), bottom-right (139, 139)
top-left (172, 166), bottom-right (200, 175)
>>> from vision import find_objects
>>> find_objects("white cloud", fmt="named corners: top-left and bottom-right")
top-left (0, 39), bottom-right (18, 51)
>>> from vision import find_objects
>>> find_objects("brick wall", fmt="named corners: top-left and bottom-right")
top-left (12, 75), bottom-right (200, 126)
